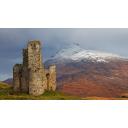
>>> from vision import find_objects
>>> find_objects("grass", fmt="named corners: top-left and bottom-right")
top-left (0, 82), bottom-right (128, 100)
top-left (0, 82), bottom-right (81, 100)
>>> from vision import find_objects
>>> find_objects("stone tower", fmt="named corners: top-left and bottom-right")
top-left (13, 40), bottom-right (56, 96)
top-left (46, 65), bottom-right (56, 91)
top-left (13, 64), bottom-right (22, 92)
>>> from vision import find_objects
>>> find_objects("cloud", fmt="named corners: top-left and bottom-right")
top-left (0, 28), bottom-right (128, 80)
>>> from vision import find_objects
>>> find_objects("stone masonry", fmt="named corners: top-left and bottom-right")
top-left (13, 40), bottom-right (56, 96)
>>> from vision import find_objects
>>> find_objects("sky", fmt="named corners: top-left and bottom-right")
top-left (0, 28), bottom-right (128, 80)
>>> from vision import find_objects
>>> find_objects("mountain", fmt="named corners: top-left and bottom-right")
top-left (47, 44), bottom-right (124, 63)
top-left (3, 78), bottom-right (13, 86)
top-left (45, 44), bottom-right (128, 98)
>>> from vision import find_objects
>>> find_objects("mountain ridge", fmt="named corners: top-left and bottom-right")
top-left (45, 44), bottom-right (128, 98)
top-left (47, 44), bottom-right (127, 64)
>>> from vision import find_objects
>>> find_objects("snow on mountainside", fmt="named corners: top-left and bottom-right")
top-left (49, 44), bottom-right (125, 63)
top-left (45, 44), bottom-right (128, 98)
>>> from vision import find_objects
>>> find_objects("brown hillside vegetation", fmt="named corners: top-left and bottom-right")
top-left (57, 60), bottom-right (128, 98)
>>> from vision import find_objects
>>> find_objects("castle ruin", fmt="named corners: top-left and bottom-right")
top-left (13, 40), bottom-right (56, 96)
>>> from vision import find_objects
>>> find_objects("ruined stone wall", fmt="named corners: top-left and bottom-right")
top-left (27, 41), bottom-right (43, 70)
top-left (29, 69), bottom-right (45, 96)
top-left (20, 48), bottom-right (29, 93)
top-left (27, 41), bottom-right (46, 96)
top-left (23, 48), bottom-right (28, 67)
top-left (13, 64), bottom-right (22, 92)
top-left (47, 65), bottom-right (56, 91)
top-left (13, 40), bottom-right (57, 96)
top-left (21, 67), bottom-right (29, 93)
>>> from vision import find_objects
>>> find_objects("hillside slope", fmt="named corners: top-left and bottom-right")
top-left (45, 44), bottom-right (128, 98)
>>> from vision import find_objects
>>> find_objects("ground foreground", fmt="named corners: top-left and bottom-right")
top-left (0, 82), bottom-right (128, 100)
top-left (0, 82), bottom-right (80, 100)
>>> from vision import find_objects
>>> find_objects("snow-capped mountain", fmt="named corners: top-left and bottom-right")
top-left (44, 44), bottom-right (128, 98)
top-left (48, 44), bottom-right (124, 63)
